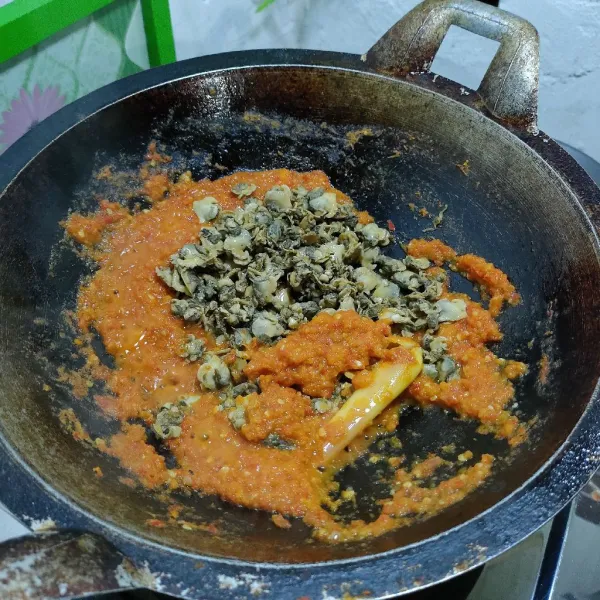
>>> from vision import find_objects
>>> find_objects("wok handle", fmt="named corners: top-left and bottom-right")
top-left (365, 0), bottom-right (540, 129)
top-left (0, 530), bottom-right (145, 599)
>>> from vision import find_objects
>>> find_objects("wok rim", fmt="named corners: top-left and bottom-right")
top-left (1, 48), bottom-right (600, 599)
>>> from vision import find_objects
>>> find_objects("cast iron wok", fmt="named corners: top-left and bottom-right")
top-left (1, 0), bottom-right (600, 598)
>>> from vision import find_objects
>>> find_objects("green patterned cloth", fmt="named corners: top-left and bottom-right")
top-left (0, 0), bottom-right (147, 152)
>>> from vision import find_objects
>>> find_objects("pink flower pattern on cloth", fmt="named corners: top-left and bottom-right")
top-left (0, 85), bottom-right (66, 152)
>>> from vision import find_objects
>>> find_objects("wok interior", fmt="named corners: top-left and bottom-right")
top-left (1, 66), bottom-right (599, 563)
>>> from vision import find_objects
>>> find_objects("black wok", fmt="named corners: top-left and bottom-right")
top-left (1, 0), bottom-right (600, 598)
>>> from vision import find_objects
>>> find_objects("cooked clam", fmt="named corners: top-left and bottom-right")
top-left (193, 196), bottom-right (219, 223)
top-left (309, 192), bottom-right (338, 217)
top-left (197, 353), bottom-right (231, 390)
top-left (264, 185), bottom-right (292, 210)
top-left (436, 298), bottom-right (468, 322)
top-left (231, 182), bottom-right (257, 198)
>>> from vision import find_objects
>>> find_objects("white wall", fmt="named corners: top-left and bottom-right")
top-left (170, 0), bottom-right (600, 163)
